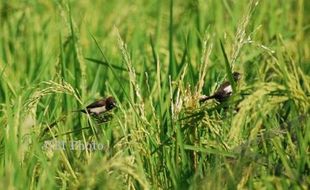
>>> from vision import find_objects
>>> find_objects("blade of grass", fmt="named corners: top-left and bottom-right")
top-left (85, 57), bottom-right (141, 75)
top-left (220, 40), bottom-right (236, 92)
top-left (89, 33), bottom-right (144, 125)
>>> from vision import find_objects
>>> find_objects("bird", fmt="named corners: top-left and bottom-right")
top-left (79, 96), bottom-right (117, 115)
top-left (41, 96), bottom-right (117, 137)
top-left (200, 72), bottom-right (241, 103)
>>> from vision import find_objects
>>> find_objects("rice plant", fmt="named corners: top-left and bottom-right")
top-left (0, 0), bottom-right (309, 189)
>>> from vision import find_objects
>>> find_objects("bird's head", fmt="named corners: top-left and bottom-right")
top-left (106, 96), bottom-right (117, 110)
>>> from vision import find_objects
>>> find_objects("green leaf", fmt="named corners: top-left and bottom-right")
top-left (220, 40), bottom-right (236, 92)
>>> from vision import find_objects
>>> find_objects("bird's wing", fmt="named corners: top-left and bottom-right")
top-left (215, 81), bottom-right (231, 94)
top-left (86, 99), bottom-right (106, 108)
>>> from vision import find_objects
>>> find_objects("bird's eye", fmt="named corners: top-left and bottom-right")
top-left (107, 103), bottom-right (115, 110)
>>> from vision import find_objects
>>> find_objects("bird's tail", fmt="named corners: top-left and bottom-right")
top-left (72, 109), bottom-right (87, 113)
top-left (199, 95), bottom-right (216, 103)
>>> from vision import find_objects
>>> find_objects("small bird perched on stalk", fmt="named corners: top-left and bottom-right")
top-left (200, 72), bottom-right (241, 103)
top-left (41, 96), bottom-right (117, 136)
top-left (79, 96), bottom-right (117, 115)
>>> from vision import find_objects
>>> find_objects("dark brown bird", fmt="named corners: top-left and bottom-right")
top-left (80, 96), bottom-right (117, 115)
top-left (41, 97), bottom-right (117, 136)
top-left (200, 72), bottom-right (241, 103)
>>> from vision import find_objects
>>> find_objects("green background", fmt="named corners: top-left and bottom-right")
top-left (0, 0), bottom-right (309, 189)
